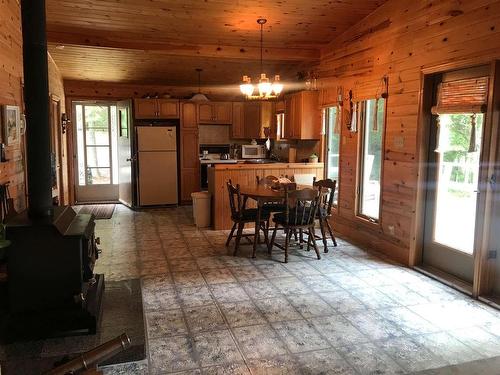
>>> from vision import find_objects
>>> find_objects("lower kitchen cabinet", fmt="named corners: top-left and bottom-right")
top-left (180, 169), bottom-right (199, 202)
top-left (180, 102), bottom-right (200, 202)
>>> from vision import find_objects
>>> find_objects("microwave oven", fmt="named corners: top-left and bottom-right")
top-left (241, 144), bottom-right (266, 159)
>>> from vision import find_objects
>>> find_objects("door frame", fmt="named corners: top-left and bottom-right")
top-left (49, 94), bottom-right (64, 205)
top-left (412, 59), bottom-right (500, 298)
top-left (71, 100), bottom-right (119, 204)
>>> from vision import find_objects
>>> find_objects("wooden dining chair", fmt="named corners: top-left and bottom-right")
top-left (313, 177), bottom-right (338, 251)
top-left (269, 187), bottom-right (322, 263)
top-left (225, 180), bottom-right (270, 256)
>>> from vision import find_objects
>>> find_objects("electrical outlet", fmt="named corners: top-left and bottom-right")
top-left (388, 225), bottom-right (395, 235)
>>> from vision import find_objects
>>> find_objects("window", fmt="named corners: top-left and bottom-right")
top-left (357, 98), bottom-right (385, 221)
top-left (323, 107), bottom-right (340, 206)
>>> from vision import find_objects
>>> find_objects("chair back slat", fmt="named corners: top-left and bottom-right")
top-left (284, 188), bottom-right (320, 226)
top-left (313, 178), bottom-right (337, 215)
top-left (226, 179), bottom-right (242, 218)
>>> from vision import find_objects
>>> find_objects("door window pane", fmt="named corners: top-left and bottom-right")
top-left (433, 113), bottom-right (483, 253)
top-left (85, 128), bottom-right (110, 146)
top-left (358, 98), bottom-right (385, 220)
top-left (325, 107), bottom-right (340, 205)
top-left (86, 146), bottom-right (110, 168)
top-left (86, 168), bottom-right (111, 185)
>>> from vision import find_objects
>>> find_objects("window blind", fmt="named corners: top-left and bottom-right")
top-left (432, 76), bottom-right (489, 114)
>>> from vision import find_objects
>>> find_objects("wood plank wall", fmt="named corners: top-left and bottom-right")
top-left (0, 2), bottom-right (68, 211)
top-left (317, 0), bottom-right (500, 265)
top-left (0, 0), bottom-right (26, 212)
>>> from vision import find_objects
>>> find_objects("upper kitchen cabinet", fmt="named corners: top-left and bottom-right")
top-left (197, 102), bottom-right (232, 124)
top-left (284, 91), bottom-right (321, 140)
top-left (134, 98), bottom-right (179, 119)
top-left (232, 101), bottom-right (276, 139)
top-left (232, 102), bottom-right (245, 138)
top-left (181, 102), bottom-right (197, 129)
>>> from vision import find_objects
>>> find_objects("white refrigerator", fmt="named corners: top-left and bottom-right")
top-left (137, 126), bottom-right (178, 206)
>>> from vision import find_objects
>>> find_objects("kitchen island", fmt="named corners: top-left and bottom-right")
top-left (208, 162), bottom-right (324, 230)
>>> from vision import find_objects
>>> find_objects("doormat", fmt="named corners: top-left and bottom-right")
top-left (0, 279), bottom-right (146, 374)
top-left (75, 204), bottom-right (115, 220)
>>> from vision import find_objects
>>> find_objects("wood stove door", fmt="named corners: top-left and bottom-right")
top-left (117, 99), bottom-right (134, 207)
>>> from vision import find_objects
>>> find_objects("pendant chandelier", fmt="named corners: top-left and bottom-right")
top-left (240, 18), bottom-right (283, 100)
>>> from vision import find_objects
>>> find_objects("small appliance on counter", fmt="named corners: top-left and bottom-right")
top-left (241, 144), bottom-right (267, 159)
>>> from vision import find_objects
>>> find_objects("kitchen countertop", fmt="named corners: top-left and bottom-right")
top-left (209, 162), bottom-right (324, 170)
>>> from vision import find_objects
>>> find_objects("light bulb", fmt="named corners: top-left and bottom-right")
top-left (240, 76), bottom-right (254, 97)
top-left (258, 73), bottom-right (272, 97)
top-left (272, 75), bottom-right (283, 95)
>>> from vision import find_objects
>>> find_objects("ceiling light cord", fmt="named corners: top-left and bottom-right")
top-left (260, 21), bottom-right (263, 74)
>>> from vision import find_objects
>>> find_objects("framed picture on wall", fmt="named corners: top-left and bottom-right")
top-left (1, 105), bottom-right (20, 145)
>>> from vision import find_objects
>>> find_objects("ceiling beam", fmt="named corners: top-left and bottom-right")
top-left (46, 28), bottom-right (320, 62)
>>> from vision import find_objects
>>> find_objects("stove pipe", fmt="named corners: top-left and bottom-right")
top-left (21, 0), bottom-right (53, 217)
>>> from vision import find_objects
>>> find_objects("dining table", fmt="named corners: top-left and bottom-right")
top-left (238, 183), bottom-right (313, 257)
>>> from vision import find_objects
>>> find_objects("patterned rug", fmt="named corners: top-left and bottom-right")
top-left (75, 204), bottom-right (116, 220)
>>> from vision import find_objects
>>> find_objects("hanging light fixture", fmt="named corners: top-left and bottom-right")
top-left (190, 68), bottom-right (210, 101)
top-left (240, 18), bottom-right (283, 100)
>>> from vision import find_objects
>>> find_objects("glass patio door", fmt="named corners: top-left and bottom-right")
top-left (423, 112), bottom-right (485, 283)
top-left (74, 102), bottom-right (119, 203)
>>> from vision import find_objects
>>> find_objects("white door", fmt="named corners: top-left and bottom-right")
top-left (74, 102), bottom-right (119, 203)
top-left (117, 100), bottom-right (134, 207)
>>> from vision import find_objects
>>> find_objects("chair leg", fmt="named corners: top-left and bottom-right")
top-left (309, 227), bottom-right (321, 260)
top-left (306, 228), bottom-right (312, 252)
top-left (325, 219), bottom-right (337, 247)
top-left (262, 221), bottom-right (270, 249)
top-left (299, 229), bottom-right (304, 249)
top-left (293, 229), bottom-right (298, 242)
top-left (318, 218), bottom-right (328, 253)
top-left (284, 227), bottom-right (291, 263)
top-left (234, 222), bottom-right (244, 256)
top-left (269, 223), bottom-right (278, 254)
top-left (225, 222), bottom-right (237, 247)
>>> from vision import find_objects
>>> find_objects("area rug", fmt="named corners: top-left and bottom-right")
top-left (75, 204), bottom-right (116, 220)
top-left (0, 279), bottom-right (146, 374)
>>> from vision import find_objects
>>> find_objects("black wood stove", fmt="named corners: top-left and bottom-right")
top-left (0, 0), bottom-right (104, 342)
top-left (4, 207), bottom-right (104, 340)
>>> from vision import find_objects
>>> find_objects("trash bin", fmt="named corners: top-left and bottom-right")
top-left (191, 191), bottom-right (211, 228)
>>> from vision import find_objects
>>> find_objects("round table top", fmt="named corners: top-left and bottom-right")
top-left (239, 185), bottom-right (285, 199)
top-left (239, 184), bottom-right (316, 200)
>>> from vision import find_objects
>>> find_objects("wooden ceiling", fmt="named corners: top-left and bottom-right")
top-left (45, 0), bottom-right (386, 86)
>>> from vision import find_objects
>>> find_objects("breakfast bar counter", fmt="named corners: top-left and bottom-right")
top-left (208, 162), bottom-right (324, 230)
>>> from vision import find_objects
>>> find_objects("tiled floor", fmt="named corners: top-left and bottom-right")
top-left (97, 205), bottom-right (500, 375)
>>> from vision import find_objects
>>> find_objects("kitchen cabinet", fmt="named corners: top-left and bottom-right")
top-left (180, 101), bottom-right (200, 203)
top-left (134, 98), bottom-right (179, 119)
top-left (231, 101), bottom-right (276, 139)
top-left (284, 91), bottom-right (321, 140)
top-left (181, 102), bottom-right (197, 129)
top-left (232, 102), bottom-right (245, 138)
top-left (198, 102), bottom-right (232, 124)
